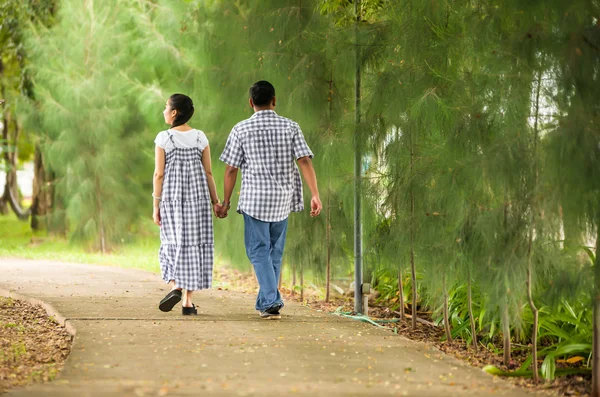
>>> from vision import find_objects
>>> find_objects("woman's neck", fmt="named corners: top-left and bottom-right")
top-left (170, 123), bottom-right (192, 132)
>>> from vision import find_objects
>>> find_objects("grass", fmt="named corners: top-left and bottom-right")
top-left (29, 364), bottom-right (59, 382)
top-left (0, 342), bottom-right (27, 364)
top-left (11, 342), bottom-right (27, 361)
top-left (0, 213), bottom-right (312, 293)
top-left (0, 214), bottom-right (161, 273)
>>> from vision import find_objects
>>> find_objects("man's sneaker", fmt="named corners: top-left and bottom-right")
top-left (265, 303), bottom-right (283, 315)
top-left (260, 310), bottom-right (281, 320)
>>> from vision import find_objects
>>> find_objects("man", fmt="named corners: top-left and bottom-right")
top-left (218, 80), bottom-right (322, 320)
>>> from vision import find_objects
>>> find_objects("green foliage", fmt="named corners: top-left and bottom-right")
top-left (318, 0), bottom-right (390, 25)
top-left (0, 0), bottom-right (55, 167)
top-left (2, 0), bottom-right (600, 380)
top-left (483, 364), bottom-right (591, 378)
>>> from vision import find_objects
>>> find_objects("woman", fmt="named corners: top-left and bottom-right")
top-left (152, 94), bottom-right (220, 315)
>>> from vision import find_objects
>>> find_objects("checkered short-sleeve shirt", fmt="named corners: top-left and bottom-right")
top-left (219, 110), bottom-right (314, 222)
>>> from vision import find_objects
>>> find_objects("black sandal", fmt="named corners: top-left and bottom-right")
top-left (159, 289), bottom-right (182, 312)
top-left (182, 303), bottom-right (197, 316)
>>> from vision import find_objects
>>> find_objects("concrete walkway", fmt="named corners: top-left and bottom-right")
top-left (0, 259), bottom-right (535, 397)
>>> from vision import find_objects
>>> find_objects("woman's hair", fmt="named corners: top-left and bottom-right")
top-left (168, 94), bottom-right (194, 127)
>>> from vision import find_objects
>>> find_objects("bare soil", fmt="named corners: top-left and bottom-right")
top-left (0, 297), bottom-right (72, 393)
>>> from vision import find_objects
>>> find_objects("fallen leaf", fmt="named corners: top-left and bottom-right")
top-left (566, 356), bottom-right (585, 364)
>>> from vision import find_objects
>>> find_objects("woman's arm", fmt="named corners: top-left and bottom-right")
top-left (201, 145), bottom-right (220, 207)
top-left (153, 146), bottom-right (166, 226)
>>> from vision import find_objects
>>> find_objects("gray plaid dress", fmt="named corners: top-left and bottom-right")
top-left (158, 131), bottom-right (213, 291)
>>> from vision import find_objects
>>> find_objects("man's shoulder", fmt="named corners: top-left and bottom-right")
top-left (231, 119), bottom-right (247, 133)
top-left (235, 113), bottom-right (298, 133)
top-left (231, 118), bottom-right (255, 136)
top-left (270, 112), bottom-right (298, 127)
top-left (276, 114), bottom-right (299, 130)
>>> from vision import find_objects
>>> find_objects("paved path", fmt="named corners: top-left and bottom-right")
top-left (0, 258), bottom-right (535, 396)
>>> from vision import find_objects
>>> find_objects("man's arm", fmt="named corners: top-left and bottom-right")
top-left (218, 126), bottom-right (243, 218)
top-left (297, 156), bottom-right (322, 217)
top-left (220, 165), bottom-right (239, 217)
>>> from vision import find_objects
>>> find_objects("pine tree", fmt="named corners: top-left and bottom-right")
top-left (0, 0), bottom-right (55, 222)
top-left (27, 0), bottom-right (148, 250)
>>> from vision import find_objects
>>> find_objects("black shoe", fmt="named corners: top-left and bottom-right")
top-left (265, 303), bottom-right (283, 315)
top-left (182, 303), bottom-right (197, 316)
top-left (260, 310), bottom-right (281, 320)
top-left (159, 289), bottom-right (182, 312)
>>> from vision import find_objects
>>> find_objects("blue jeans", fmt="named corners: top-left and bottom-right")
top-left (243, 213), bottom-right (288, 311)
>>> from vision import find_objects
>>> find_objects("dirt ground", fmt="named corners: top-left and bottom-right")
top-left (0, 297), bottom-right (72, 393)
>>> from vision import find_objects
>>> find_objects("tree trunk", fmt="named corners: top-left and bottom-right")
top-left (325, 185), bottom-right (331, 302)
top-left (397, 268), bottom-right (405, 321)
top-left (467, 272), bottom-right (478, 350)
top-left (99, 218), bottom-right (106, 253)
top-left (410, 203), bottom-right (417, 330)
top-left (502, 304), bottom-right (511, 366)
top-left (300, 264), bottom-right (304, 302)
top-left (410, 129), bottom-right (417, 330)
top-left (592, 222), bottom-right (600, 397)
top-left (30, 145), bottom-right (52, 230)
top-left (48, 169), bottom-right (67, 237)
top-left (292, 262), bottom-right (296, 296)
top-left (0, 96), bottom-right (12, 215)
top-left (95, 176), bottom-right (106, 253)
top-left (526, 65), bottom-right (543, 383)
top-left (1, 117), bottom-right (30, 220)
top-left (353, 0), bottom-right (364, 314)
top-left (443, 275), bottom-right (453, 342)
top-left (0, 191), bottom-right (7, 215)
top-left (527, 246), bottom-right (539, 381)
top-left (502, 186), bottom-right (511, 366)
top-left (326, 62), bottom-right (334, 304)
top-left (0, 59), bottom-right (7, 215)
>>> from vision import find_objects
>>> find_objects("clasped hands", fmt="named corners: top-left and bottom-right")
top-left (212, 202), bottom-right (230, 219)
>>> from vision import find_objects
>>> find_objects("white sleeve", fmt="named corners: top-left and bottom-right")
top-left (154, 131), bottom-right (168, 149)
top-left (197, 130), bottom-right (209, 151)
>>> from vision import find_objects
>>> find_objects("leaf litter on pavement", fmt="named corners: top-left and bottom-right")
top-left (214, 265), bottom-right (591, 397)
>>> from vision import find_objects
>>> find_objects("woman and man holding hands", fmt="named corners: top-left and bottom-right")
top-left (152, 80), bottom-right (321, 318)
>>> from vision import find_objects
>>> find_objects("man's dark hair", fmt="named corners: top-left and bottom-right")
top-left (249, 81), bottom-right (275, 107)
top-left (168, 93), bottom-right (194, 127)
